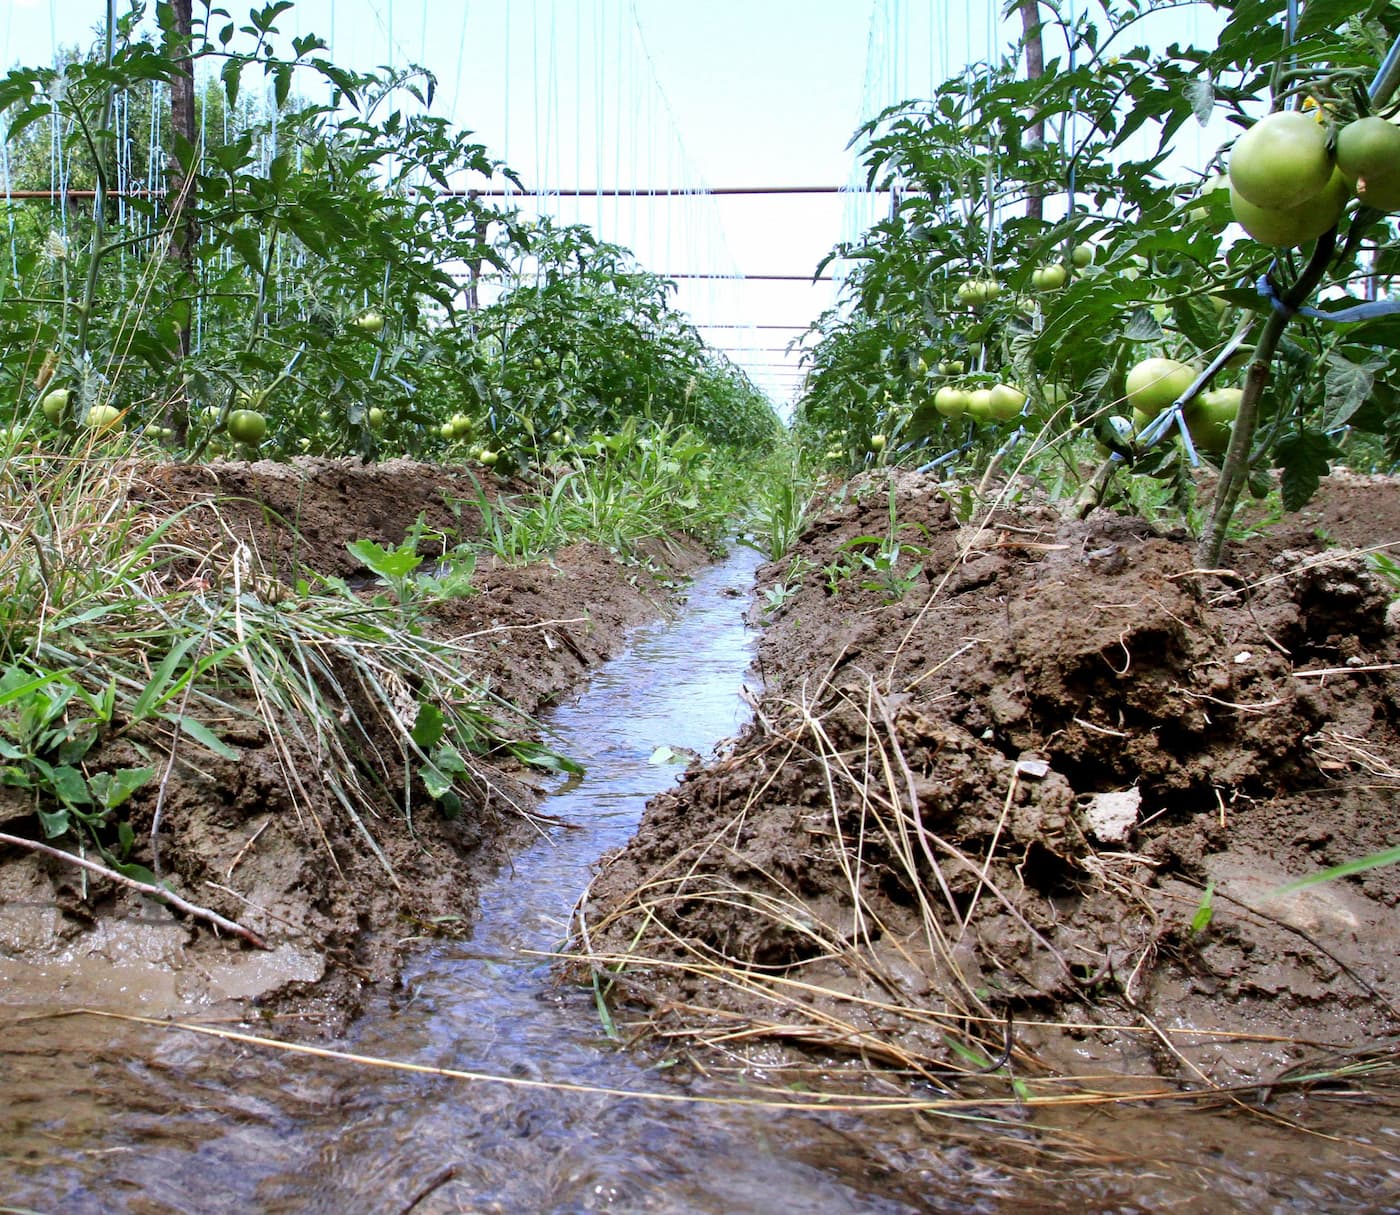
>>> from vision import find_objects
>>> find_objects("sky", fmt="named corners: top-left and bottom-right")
top-left (1, 1), bottom-right (1217, 405)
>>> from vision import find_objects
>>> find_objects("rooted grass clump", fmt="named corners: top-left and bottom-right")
top-left (0, 443), bottom-right (553, 929)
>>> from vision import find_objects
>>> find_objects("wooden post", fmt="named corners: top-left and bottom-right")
top-left (166, 0), bottom-right (197, 441)
top-left (1020, 0), bottom-right (1045, 223)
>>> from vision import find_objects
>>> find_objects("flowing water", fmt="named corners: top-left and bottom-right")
top-left (0, 552), bottom-right (927, 1214)
top-left (3, 550), bottom-right (1396, 1213)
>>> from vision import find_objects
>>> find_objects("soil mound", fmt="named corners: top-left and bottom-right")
top-left (1, 458), bottom-right (701, 1029)
top-left (577, 472), bottom-right (1400, 1091)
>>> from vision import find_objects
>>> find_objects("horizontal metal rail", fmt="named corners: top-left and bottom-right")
top-left (661, 272), bottom-right (834, 281)
top-left (465, 185), bottom-right (884, 197)
top-left (2, 184), bottom-right (888, 201)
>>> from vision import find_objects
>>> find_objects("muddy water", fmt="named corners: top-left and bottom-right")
top-left (3, 551), bottom-right (1395, 1213)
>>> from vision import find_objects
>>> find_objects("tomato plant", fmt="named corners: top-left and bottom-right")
top-left (796, 0), bottom-right (1400, 560)
top-left (0, 2), bottom-right (776, 471)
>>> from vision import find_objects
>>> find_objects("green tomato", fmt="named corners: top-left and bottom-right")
top-left (1187, 174), bottom-right (1230, 224)
top-left (1125, 358), bottom-right (1196, 416)
top-left (1070, 243), bottom-right (1095, 269)
top-left (226, 409), bottom-right (267, 445)
top-left (85, 404), bottom-right (124, 433)
top-left (1030, 264), bottom-right (1067, 291)
top-left (1335, 117), bottom-right (1400, 212)
top-left (367, 407), bottom-right (386, 430)
top-left (477, 448), bottom-right (499, 466)
top-left (957, 278), bottom-right (1001, 308)
top-left (41, 388), bottom-right (70, 423)
top-left (1228, 110), bottom-right (1334, 210)
top-left (933, 386), bottom-right (970, 417)
top-left (870, 433), bottom-right (886, 451)
top-left (1229, 169), bottom-right (1350, 248)
top-left (1185, 387), bottom-right (1242, 454)
top-left (449, 413), bottom-right (473, 439)
top-left (966, 388), bottom-right (994, 423)
top-left (988, 383), bottom-right (1026, 421)
top-left (352, 311), bottom-right (385, 334)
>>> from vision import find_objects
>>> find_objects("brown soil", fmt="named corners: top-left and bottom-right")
top-left (579, 470), bottom-right (1400, 1097)
top-left (0, 457), bottom-right (704, 1030)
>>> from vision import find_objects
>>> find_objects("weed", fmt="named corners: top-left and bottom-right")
top-left (829, 484), bottom-right (928, 603)
top-left (741, 451), bottom-right (818, 561)
top-left (760, 555), bottom-right (814, 615)
top-left (1367, 550), bottom-right (1400, 594)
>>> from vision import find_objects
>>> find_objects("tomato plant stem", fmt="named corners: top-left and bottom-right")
top-left (1197, 231), bottom-right (1337, 567)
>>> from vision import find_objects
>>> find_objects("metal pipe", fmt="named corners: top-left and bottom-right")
top-left (1369, 33), bottom-right (1400, 107)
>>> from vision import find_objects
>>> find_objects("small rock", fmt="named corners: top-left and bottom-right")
top-left (1081, 787), bottom-right (1141, 845)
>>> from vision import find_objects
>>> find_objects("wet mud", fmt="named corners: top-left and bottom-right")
top-left (4, 461), bottom-right (1400, 1210)
top-left (577, 469), bottom-right (1400, 1203)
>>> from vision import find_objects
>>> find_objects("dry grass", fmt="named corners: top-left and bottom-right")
top-left (0, 440), bottom-right (544, 889)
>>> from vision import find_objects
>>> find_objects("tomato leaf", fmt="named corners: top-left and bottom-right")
top-left (1323, 353), bottom-right (1382, 430)
top-left (1184, 77), bottom-right (1215, 125)
top-left (1274, 428), bottom-right (1339, 512)
top-left (1122, 308), bottom-right (1164, 343)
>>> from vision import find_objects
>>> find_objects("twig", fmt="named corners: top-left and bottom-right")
top-left (400, 1165), bottom-right (460, 1214)
top-left (1294, 663), bottom-right (1400, 679)
top-left (226, 818), bottom-right (271, 879)
top-left (0, 831), bottom-right (268, 949)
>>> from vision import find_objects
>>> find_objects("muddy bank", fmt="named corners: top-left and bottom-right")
top-left (0, 458), bottom-right (705, 1029)
top-left (577, 470), bottom-right (1400, 1100)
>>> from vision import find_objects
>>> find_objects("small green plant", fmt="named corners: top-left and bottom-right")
top-left (1367, 550), bottom-right (1400, 595)
top-left (347, 536), bottom-right (425, 604)
top-left (830, 485), bottom-right (928, 602)
top-left (742, 453), bottom-right (818, 561)
top-left (760, 555), bottom-right (814, 615)
top-left (347, 514), bottom-right (477, 618)
top-left (1188, 880), bottom-right (1216, 935)
top-left (822, 558), bottom-right (855, 595)
top-left (0, 665), bottom-right (154, 840)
